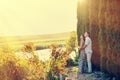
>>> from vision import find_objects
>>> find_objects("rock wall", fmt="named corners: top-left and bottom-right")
top-left (77, 0), bottom-right (120, 77)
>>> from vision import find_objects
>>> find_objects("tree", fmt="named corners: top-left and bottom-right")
top-left (66, 31), bottom-right (77, 52)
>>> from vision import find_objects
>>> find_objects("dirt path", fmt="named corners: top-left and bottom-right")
top-left (65, 67), bottom-right (116, 80)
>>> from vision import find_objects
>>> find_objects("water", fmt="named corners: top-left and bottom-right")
top-left (15, 49), bottom-right (51, 61)
top-left (16, 48), bottom-right (77, 62)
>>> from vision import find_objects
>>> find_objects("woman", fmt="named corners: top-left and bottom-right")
top-left (78, 35), bottom-right (86, 73)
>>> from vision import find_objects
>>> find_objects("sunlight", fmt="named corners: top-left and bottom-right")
top-left (78, 0), bottom-right (87, 7)
top-left (0, 0), bottom-right (77, 36)
top-left (78, 0), bottom-right (86, 3)
top-left (78, 0), bottom-right (88, 18)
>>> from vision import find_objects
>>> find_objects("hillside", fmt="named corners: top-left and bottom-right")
top-left (0, 32), bottom-right (72, 48)
top-left (0, 32), bottom-right (70, 41)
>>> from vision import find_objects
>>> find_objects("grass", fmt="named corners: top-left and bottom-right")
top-left (0, 32), bottom-right (71, 51)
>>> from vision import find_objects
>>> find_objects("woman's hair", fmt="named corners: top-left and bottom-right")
top-left (79, 35), bottom-right (85, 48)
top-left (80, 35), bottom-right (85, 41)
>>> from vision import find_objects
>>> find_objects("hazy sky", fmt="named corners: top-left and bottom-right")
top-left (0, 0), bottom-right (77, 36)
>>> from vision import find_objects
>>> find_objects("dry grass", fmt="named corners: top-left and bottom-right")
top-left (0, 32), bottom-right (71, 50)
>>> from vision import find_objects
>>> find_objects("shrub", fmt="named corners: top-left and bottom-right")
top-left (0, 43), bottom-right (46, 80)
top-left (0, 46), bottom-right (27, 80)
top-left (66, 31), bottom-right (77, 52)
top-left (0, 42), bottom-right (70, 80)
top-left (48, 43), bottom-right (70, 80)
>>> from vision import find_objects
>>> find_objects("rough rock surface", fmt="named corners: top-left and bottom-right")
top-left (77, 0), bottom-right (120, 77)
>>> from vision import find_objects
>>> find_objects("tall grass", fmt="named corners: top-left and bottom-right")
top-left (0, 42), bottom-right (69, 80)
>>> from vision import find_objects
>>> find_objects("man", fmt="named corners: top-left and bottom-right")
top-left (81, 32), bottom-right (92, 73)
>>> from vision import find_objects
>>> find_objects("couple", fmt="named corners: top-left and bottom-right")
top-left (78, 32), bottom-right (92, 74)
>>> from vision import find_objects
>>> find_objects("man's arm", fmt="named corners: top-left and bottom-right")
top-left (80, 37), bottom-right (89, 50)
top-left (80, 44), bottom-right (87, 50)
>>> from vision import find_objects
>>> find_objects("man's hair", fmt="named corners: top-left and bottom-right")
top-left (86, 31), bottom-right (90, 36)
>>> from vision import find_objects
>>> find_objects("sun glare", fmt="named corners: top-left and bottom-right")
top-left (78, 0), bottom-right (85, 3)
top-left (78, 0), bottom-right (87, 5)
top-left (0, 0), bottom-right (77, 36)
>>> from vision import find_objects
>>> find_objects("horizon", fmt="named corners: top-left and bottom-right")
top-left (0, 31), bottom-right (74, 37)
top-left (0, 0), bottom-right (77, 36)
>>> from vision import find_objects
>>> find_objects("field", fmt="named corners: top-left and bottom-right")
top-left (0, 31), bottom-right (78, 80)
top-left (0, 32), bottom-right (71, 51)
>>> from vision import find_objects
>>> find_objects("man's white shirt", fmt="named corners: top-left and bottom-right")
top-left (85, 37), bottom-right (92, 53)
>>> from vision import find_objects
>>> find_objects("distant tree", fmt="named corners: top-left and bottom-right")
top-left (66, 31), bottom-right (77, 52)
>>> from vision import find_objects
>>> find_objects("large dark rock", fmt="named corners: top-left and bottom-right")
top-left (77, 0), bottom-right (120, 77)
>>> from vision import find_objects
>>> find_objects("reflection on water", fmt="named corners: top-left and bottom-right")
top-left (15, 49), bottom-right (51, 61)
top-left (16, 48), bottom-right (77, 62)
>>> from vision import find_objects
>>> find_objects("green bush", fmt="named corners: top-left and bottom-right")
top-left (66, 31), bottom-right (77, 52)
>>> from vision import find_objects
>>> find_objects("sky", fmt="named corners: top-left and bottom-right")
top-left (0, 0), bottom-right (77, 36)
